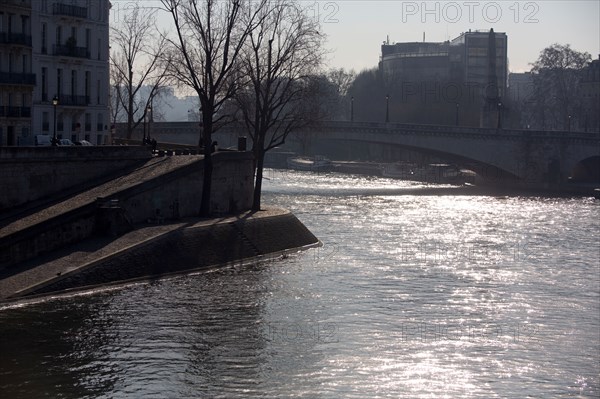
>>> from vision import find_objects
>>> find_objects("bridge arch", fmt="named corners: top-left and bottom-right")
top-left (316, 137), bottom-right (521, 182)
top-left (570, 156), bottom-right (600, 183)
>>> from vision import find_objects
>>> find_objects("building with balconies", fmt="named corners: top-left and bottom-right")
top-left (28, 0), bottom-right (110, 145)
top-left (0, 0), bottom-right (34, 146)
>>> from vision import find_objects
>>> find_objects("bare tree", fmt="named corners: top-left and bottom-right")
top-left (530, 43), bottom-right (591, 130)
top-left (161, 0), bottom-right (266, 216)
top-left (327, 68), bottom-right (355, 120)
top-left (236, 0), bottom-right (323, 210)
top-left (109, 66), bottom-right (124, 136)
top-left (110, 2), bottom-right (170, 140)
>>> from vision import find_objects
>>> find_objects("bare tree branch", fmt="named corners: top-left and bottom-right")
top-left (110, 2), bottom-right (171, 139)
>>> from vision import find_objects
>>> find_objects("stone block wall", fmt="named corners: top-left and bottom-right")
top-left (0, 146), bottom-right (152, 211)
top-left (0, 151), bottom-right (255, 271)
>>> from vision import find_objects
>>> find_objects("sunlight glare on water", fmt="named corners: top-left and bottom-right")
top-left (1, 170), bottom-right (598, 398)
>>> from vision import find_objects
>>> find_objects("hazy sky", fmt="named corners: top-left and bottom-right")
top-left (111, 0), bottom-right (600, 73)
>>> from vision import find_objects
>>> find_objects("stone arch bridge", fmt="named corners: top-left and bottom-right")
top-left (119, 121), bottom-right (600, 189)
top-left (305, 122), bottom-right (600, 189)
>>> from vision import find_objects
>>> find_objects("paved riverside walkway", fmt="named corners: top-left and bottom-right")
top-left (0, 208), bottom-right (290, 301)
top-left (0, 155), bottom-right (202, 239)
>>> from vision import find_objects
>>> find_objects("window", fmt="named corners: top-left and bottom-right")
top-left (96, 79), bottom-right (100, 104)
top-left (71, 70), bottom-right (77, 97)
top-left (57, 68), bottom-right (62, 97)
top-left (97, 113), bottom-right (103, 131)
top-left (71, 26), bottom-right (77, 45)
top-left (85, 113), bottom-right (91, 131)
top-left (7, 13), bottom-right (13, 35)
top-left (56, 26), bottom-right (62, 46)
top-left (41, 67), bottom-right (47, 101)
top-left (42, 112), bottom-right (49, 131)
top-left (22, 54), bottom-right (28, 73)
top-left (85, 71), bottom-right (90, 100)
top-left (41, 23), bottom-right (47, 53)
top-left (57, 113), bottom-right (64, 131)
top-left (97, 38), bottom-right (101, 60)
top-left (21, 15), bottom-right (28, 36)
top-left (85, 28), bottom-right (91, 50)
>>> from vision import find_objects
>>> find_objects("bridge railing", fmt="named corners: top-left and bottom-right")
top-left (321, 120), bottom-right (600, 141)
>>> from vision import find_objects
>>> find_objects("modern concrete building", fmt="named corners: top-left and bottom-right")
top-left (0, 0), bottom-right (110, 146)
top-left (380, 29), bottom-right (508, 127)
top-left (380, 29), bottom-right (508, 98)
top-left (0, 0), bottom-right (34, 146)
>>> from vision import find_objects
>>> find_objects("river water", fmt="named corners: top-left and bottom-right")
top-left (1, 170), bottom-right (599, 398)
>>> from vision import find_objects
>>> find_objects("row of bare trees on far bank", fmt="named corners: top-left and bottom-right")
top-left (110, 0), bottom-right (344, 214)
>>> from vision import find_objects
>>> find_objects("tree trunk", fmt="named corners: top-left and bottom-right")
top-left (127, 75), bottom-right (134, 140)
top-left (252, 148), bottom-right (265, 211)
top-left (199, 111), bottom-right (213, 217)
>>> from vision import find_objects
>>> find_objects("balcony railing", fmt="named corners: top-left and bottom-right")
top-left (0, 72), bottom-right (36, 85)
top-left (2, 0), bottom-right (31, 9)
top-left (53, 44), bottom-right (90, 59)
top-left (0, 106), bottom-right (31, 118)
top-left (0, 32), bottom-right (33, 47)
top-left (58, 95), bottom-right (90, 106)
top-left (52, 3), bottom-right (87, 18)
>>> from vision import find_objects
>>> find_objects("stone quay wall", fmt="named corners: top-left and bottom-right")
top-left (0, 146), bottom-right (152, 212)
top-left (0, 152), bottom-right (254, 271)
top-left (23, 210), bottom-right (319, 297)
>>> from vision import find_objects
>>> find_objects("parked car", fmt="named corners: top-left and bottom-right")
top-left (35, 135), bottom-right (52, 146)
top-left (57, 139), bottom-right (74, 146)
top-left (75, 140), bottom-right (93, 146)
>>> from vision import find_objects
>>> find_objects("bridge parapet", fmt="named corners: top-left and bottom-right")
top-left (319, 121), bottom-right (600, 142)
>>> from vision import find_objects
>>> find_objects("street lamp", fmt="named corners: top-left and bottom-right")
top-left (497, 101), bottom-right (503, 129)
top-left (350, 96), bottom-right (354, 123)
top-left (455, 103), bottom-right (459, 126)
top-left (142, 105), bottom-right (151, 145)
top-left (147, 105), bottom-right (152, 142)
top-left (568, 115), bottom-right (572, 132)
top-left (52, 95), bottom-right (59, 146)
top-left (385, 94), bottom-right (389, 123)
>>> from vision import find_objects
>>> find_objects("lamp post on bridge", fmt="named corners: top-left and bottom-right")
top-left (350, 96), bottom-right (354, 123)
top-left (142, 105), bottom-right (151, 145)
top-left (568, 115), bottom-right (572, 132)
top-left (455, 103), bottom-right (459, 126)
top-left (497, 101), bottom-right (503, 129)
top-left (385, 94), bottom-right (389, 123)
top-left (147, 104), bottom-right (152, 141)
top-left (142, 111), bottom-right (147, 145)
top-left (52, 95), bottom-right (59, 146)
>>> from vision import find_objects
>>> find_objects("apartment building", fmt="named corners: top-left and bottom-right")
top-left (0, 0), bottom-right (34, 146)
top-left (0, 0), bottom-right (110, 146)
